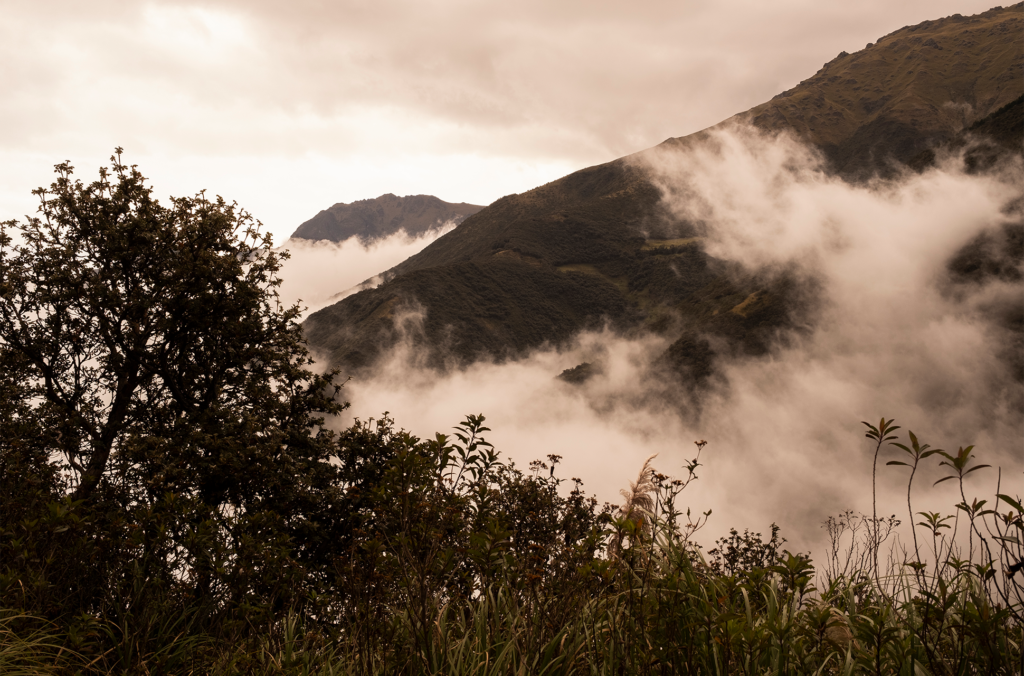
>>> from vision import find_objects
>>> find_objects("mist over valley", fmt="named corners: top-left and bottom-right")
top-left (290, 6), bottom-right (1024, 553)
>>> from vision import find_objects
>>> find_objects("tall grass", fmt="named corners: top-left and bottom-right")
top-left (2, 418), bottom-right (1020, 674)
top-left (0, 611), bottom-right (78, 675)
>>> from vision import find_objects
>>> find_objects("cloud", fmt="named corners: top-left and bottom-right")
top-left (0, 0), bottom-right (1006, 243)
top-left (336, 327), bottom-right (690, 508)
top-left (321, 126), bottom-right (1023, 557)
top-left (276, 225), bottom-right (455, 316)
top-left (636, 126), bottom-right (1024, 547)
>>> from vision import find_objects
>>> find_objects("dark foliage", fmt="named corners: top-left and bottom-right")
top-left (0, 151), bottom-right (347, 650)
top-left (0, 156), bottom-right (613, 671)
top-left (557, 362), bottom-right (599, 384)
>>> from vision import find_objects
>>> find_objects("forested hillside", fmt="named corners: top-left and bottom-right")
top-left (291, 194), bottom-right (484, 245)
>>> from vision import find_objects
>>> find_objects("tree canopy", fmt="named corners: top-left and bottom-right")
top-left (0, 151), bottom-right (354, 621)
top-left (0, 149), bottom-right (344, 507)
top-left (0, 152), bottom-right (612, 636)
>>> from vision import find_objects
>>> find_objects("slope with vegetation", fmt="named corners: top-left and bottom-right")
top-left (303, 4), bottom-right (1023, 382)
top-left (741, 5), bottom-right (1023, 178)
top-left (302, 143), bottom-right (807, 376)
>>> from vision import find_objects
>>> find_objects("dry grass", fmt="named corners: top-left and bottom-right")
top-left (555, 264), bottom-right (631, 295)
top-left (729, 291), bottom-right (759, 317)
top-left (640, 238), bottom-right (703, 250)
top-left (0, 612), bottom-right (77, 676)
top-left (742, 6), bottom-right (1022, 148)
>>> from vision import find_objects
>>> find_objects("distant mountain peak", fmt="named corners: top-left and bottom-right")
top-left (290, 193), bottom-right (485, 245)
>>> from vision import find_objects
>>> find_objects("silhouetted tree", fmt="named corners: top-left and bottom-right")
top-left (0, 150), bottom-right (345, 621)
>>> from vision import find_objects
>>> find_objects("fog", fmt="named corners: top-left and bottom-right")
top-left (299, 126), bottom-right (1023, 555)
top-left (633, 126), bottom-right (1024, 550)
top-left (276, 224), bottom-right (455, 316)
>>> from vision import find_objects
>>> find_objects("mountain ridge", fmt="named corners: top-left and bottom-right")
top-left (737, 4), bottom-right (1022, 177)
top-left (303, 4), bottom-right (1023, 379)
top-left (291, 193), bottom-right (484, 244)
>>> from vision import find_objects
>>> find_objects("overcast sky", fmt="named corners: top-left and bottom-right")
top-left (1, 0), bottom-right (1003, 243)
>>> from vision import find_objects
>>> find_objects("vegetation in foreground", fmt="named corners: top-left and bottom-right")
top-left (1, 155), bottom-right (1021, 674)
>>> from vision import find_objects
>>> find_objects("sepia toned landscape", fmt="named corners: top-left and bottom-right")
top-left (1, 2), bottom-right (1022, 673)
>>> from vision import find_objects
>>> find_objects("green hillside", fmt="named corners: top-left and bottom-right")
top-left (304, 4), bottom-right (1023, 378)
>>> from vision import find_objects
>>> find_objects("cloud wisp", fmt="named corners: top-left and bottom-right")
top-left (276, 224), bottom-right (456, 317)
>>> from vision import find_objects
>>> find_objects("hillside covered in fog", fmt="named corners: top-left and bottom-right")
top-left (304, 5), bottom-right (1023, 390)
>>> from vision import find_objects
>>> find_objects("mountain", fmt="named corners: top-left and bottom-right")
top-left (740, 7), bottom-right (1022, 178)
top-left (303, 5), bottom-right (1023, 379)
top-left (290, 193), bottom-right (484, 244)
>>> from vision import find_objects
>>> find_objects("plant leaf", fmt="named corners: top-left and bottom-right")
top-left (996, 494), bottom-right (1023, 512)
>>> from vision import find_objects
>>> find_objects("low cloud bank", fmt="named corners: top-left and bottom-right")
top-left (636, 127), bottom-right (1024, 551)
top-left (275, 224), bottom-right (455, 316)
top-left (305, 126), bottom-right (1022, 555)
top-left (339, 328), bottom-right (683, 501)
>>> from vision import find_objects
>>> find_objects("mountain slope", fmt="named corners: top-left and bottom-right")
top-left (740, 6), bottom-right (1023, 178)
top-left (304, 5), bottom-right (1023, 377)
top-left (291, 193), bottom-right (484, 244)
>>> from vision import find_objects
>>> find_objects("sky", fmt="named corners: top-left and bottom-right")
top-left (0, 0), bottom-right (1006, 244)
